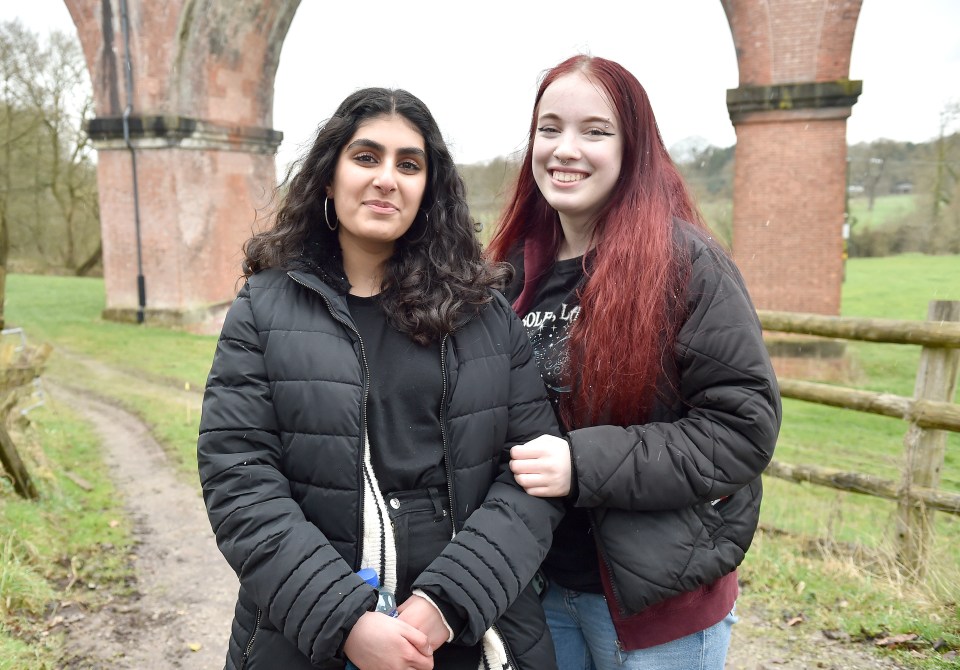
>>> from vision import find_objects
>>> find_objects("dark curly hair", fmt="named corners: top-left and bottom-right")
top-left (244, 87), bottom-right (509, 345)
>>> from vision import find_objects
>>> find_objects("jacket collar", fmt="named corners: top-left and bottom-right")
top-left (286, 269), bottom-right (354, 324)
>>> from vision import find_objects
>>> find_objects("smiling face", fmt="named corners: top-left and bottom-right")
top-left (326, 114), bottom-right (428, 261)
top-left (532, 72), bottom-right (623, 235)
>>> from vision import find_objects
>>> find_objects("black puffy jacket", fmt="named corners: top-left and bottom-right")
top-left (198, 268), bottom-right (563, 669)
top-left (509, 222), bottom-right (781, 617)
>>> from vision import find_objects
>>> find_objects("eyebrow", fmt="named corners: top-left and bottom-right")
top-left (537, 112), bottom-right (614, 126)
top-left (346, 138), bottom-right (426, 158)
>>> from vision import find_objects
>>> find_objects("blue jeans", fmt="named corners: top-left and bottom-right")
top-left (542, 584), bottom-right (736, 670)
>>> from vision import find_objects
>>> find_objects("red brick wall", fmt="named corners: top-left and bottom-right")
top-left (731, 111), bottom-right (849, 313)
top-left (723, 0), bottom-right (863, 315)
top-left (98, 148), bottom-right (275, 314)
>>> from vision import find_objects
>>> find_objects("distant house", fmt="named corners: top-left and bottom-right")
top-left (892, 182), bottom-right (914, 194)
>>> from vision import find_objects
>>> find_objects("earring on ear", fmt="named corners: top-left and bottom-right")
top-left (324, 196), bottom-right (338, 231)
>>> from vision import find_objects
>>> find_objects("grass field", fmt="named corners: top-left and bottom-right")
top-left (744, 254), bottom-right (960, 669)
top-left (1, 252), bottom-right (959, 667)
top-left (760, 253), bottom-right (960, 539)
top-left (847, 193), bottom-right (917, 231)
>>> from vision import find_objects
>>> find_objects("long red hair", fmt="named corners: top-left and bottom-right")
top-left (487, 55), bottom-right (709, 427)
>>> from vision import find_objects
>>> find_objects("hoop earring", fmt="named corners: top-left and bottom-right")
top-left (324, 196), bottom-right (338, 232)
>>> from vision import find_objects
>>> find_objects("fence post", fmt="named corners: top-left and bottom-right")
top-left (895, 300), bottom-right (960, 577)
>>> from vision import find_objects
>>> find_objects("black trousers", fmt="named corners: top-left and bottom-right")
top-left (386, 486), bottom-right (481, 670)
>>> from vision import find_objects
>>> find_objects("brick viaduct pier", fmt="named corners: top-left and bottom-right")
top-left (64, 0), bottom-right (863, 331)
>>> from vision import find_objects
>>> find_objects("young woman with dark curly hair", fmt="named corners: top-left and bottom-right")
top-left (489, 56), bottom-right (782, 670)
top-left (198, 87), bottom-right (563, 670)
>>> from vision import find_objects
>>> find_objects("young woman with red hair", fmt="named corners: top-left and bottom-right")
top-left (489, 55), bottom-right (782, 670)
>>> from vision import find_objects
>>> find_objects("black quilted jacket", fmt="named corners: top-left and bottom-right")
top-left (198, 268), bottom-right (563, 669)
top-left (508, 221), bottom-right (782, 617)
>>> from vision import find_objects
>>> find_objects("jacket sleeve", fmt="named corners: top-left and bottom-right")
top-left (197, 282), bottom-right (376, 665)
top-left (567, 243), bottom-right (782, 512)
top-left (411, 297), bottom-right (564, 646)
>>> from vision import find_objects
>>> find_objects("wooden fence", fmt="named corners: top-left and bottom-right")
top-left (759, 300), bottom-right (960, 578)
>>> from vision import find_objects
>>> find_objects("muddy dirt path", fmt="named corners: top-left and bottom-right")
top-left (46, 360), bottom-right (906, 670)
top-left (51, 384), bottom-right (237, 669)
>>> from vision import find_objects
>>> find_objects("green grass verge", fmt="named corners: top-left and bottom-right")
top-left (0, 402), bottom-right (134, 668)
top-left (4, 274), bottom-right (214, 480)
top-left (39, 353), bottom-right (205, 483)
top-left (3, 274), bottom-right (217, 391)
top-left (2, 253), bottom-right (959, 667)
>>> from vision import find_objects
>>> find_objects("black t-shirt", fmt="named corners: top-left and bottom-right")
top-left (516, 256), bottom-right (603, 593)
top-left (348, 296), bottom-right (480, 668)
top-left (346, 295), bottom-right (446, 495)
top-left (517, 255), bottom-right (583, 419)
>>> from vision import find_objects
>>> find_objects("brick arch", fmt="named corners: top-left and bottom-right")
top-left (724, 0), bottom-right (861, 85)
top-left (67, 0), bottom-right (296, 122)
top-left (65, 0), bottom-right (861, 330)
top-left (170, 0), bottom-right (295, 128)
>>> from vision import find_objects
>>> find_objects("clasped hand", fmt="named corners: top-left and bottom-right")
top-left (341, 433), bottom-right (571, 669)
top-left (509, 434), bottom-right (572, 497)
top-left (342, 595), bottom-right (448, 670)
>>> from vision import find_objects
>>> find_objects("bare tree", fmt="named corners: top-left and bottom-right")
top-left (19, 29), bottom-right (98, 270)
top-left (0, 22), bottom-right (44, 329)
top-left (0, 20), bottom-right (99, 312)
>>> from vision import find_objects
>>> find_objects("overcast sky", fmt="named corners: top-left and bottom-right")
top-left (8, 0), bottom-right (960, 169)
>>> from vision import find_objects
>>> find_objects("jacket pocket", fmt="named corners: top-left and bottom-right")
top-left (243, 619), bottom-right (320, 669)
top-left (696, 498), bottom-right (725, 539)
top-left (240, 608), bottom-right (261, 670)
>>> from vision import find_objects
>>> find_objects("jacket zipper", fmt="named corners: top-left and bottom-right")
top-left (290, 276), bottom-right (514, 664)
top-left (588, 511), bottom-right (628, 651)
top-left (240, 607), bottom-right (262, 669)
top-left (288, 273), bottom-right (372, 571)
top-left (491, 623), bottom-right (518, 670)
top-left (438, 334), bottom-right (457, 538)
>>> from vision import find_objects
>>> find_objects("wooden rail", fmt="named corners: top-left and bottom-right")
top-left (757, 301), bottom-right (960, 578)
top-left (776, 379), bottom-right (960, 433)
top-left (760, 310), bottom-right (960, 347)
